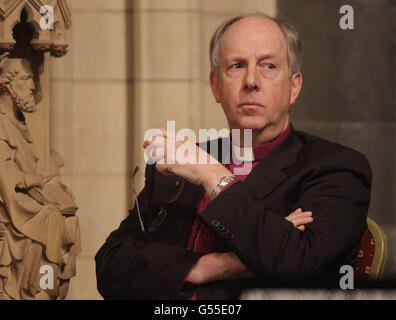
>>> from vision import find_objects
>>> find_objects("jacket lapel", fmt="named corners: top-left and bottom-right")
top-left (242, 126), bottom-right (304, 199)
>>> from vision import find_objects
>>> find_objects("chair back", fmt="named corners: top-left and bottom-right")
top-left (353, 217), bottom-right (387, 280)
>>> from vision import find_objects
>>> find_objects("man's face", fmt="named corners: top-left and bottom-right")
top-left (11, 69), bottom-right (36, 113)
top-left (210, 17), bottom-right (302, 140)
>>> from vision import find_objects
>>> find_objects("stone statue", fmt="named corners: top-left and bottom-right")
top-left (0, 52), bottom-right (80, 300)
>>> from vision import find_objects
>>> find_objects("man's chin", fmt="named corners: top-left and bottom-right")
top-left (234, 118), bottom-right (268, 132)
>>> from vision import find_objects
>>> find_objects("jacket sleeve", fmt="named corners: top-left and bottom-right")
top-left (94, 165), bottom-right (204, 300)
top-left (199, 148), bottom-right (372, 283)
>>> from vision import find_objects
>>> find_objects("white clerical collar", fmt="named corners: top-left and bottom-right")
top-left (232, 143), bottom-right (254, 162)
top-left (221, 142), bottom-right (254, 164)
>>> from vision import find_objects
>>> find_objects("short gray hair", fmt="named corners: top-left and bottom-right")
top-left (209, 12), bottom-right (302, 77)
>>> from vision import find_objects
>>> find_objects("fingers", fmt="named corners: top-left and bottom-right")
top-left (288, 208), bottom-right (303, 216)
top-left (143, 128), bottom-right (164, 148)
top-left (143, 129), bottom-right (184, 164)
top-left (290, 215), bottom-right (313, 228)
top-left (144, 139), bottom-right (165, 165)
top-left (143, 128), bottom-right (190, 166)
top-left (285, 208), bottom-right (312, 220)
top-left (143, 128), bottom-right (187, 149)
top-left (293, 211), bottom-right (313, 220)
top-left (284, 208), bottom-right (314, 231)
top-left (155, 163), bottom-right (173, 176)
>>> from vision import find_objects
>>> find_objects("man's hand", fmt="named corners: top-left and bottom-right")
top-left (285, 208), bottom-right (313, 232)
top-left (187, 209), bottom-right (314, 284)
top-left (143, 128), bottom-right (232, 193)
top-left (186, 252), bottom-right (253, 285)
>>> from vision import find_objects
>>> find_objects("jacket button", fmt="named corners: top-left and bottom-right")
top-left (211, 220), bottom-right (220, 227)
top-left (226, 233), bottom-right (234, 240)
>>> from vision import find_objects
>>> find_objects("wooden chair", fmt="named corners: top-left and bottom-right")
top-left (353, 217), bottom-right (388, 280)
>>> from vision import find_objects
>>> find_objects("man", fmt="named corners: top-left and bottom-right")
top-left (95, 13), bottom-right (371, 300)
top-left (0, 53), bottom-right (80, 299)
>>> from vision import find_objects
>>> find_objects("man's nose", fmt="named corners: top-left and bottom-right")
top-left (28, 79), bottom-right (35, 91)
top-left (244, 66), bottom-right (259, 91)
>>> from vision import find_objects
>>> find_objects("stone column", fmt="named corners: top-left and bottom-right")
top-left (50, 0), bottom-right (134, 300)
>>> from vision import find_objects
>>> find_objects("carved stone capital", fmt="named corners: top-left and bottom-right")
top-left (0, 0), bottom-right (71, 57)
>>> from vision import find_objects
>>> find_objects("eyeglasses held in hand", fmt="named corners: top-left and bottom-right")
top-left (130, 166), bottom-right (184, 233)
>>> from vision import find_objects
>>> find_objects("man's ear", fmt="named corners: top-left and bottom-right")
top-left (210, 71), bottom-right (221, 103)
top-left (289, 72), bottom-right (302, 105)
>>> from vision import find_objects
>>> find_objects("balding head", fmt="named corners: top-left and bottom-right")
top-left (209, 13), bottom-right (302, 78)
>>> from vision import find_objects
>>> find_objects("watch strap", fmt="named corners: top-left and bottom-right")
top-left (209, 176), bottom-right (236, 201)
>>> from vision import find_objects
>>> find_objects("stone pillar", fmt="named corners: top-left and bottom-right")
top-left (50, 0), bottom-right (134, 300)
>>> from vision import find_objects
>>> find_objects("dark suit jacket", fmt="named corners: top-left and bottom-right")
top-left (95, 125), bottom-right (372, 300)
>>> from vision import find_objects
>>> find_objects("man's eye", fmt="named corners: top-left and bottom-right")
top-left (265, 64), bottom-right (276, 69)
top-left (231, 63), bottom-right (243, 69)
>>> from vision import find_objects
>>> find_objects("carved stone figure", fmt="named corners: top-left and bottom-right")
top-left (0, 52), bottom-right (80, 300)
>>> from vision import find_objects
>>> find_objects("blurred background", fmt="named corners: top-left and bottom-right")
top-left (49, 0), bottom-right (394, 299)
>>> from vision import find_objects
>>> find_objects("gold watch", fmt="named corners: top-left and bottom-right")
top-left (209, 176), bottom-right (236, 201)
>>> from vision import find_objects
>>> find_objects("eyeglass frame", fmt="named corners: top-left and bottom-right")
top-left (130, 166), bottom-right (184, 233)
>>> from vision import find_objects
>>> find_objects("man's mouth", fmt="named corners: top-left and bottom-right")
top-left (239, 102), bottom-right (264, 110)
top-left (237, 101), bottom-right (264, 115)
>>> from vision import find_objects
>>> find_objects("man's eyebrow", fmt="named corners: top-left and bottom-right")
top-left (225, 53), bottom-right (280, 62)
top-left (257, 53), bottom-right (279, 60)
top-left (223, 55), bottom-right (246, 62)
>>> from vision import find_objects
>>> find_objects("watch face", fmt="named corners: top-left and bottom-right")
top-left (210, 176), bottom-right (236, 200)
top-left (220, 176), bottom-right (235, 185)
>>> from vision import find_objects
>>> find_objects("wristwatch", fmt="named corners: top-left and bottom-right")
top-left (209, 176), bottom-right (236, 201)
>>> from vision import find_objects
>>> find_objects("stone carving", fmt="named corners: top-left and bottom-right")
top-left (0, 0), bottom-right (71, 57)
top-left (0, 0), bottom-right (79, 300)
top-left (0, 50), bottom-right (80, 300)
